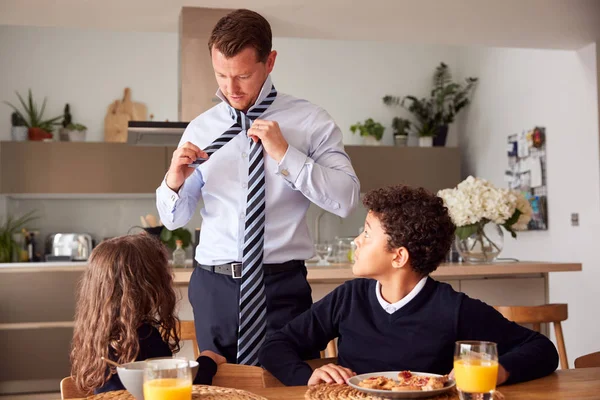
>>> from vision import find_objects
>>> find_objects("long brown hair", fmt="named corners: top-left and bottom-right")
top-left (70, 234), bottom-right (180, 392)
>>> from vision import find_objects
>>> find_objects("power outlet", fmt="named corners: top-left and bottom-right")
top-left (571, 213), bottom-right (579, 226)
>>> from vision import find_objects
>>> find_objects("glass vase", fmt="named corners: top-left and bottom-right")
top-left (455, 222), bottom-right (504, 263)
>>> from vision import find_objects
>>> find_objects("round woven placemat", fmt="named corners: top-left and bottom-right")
top-left (304, 384), bottom-right (459, 400)
top-left (86, 385), bottom-right (267, 400)
top-left (304, 384), bottom-right (505, 400)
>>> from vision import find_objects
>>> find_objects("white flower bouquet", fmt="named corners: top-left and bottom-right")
top-left (438, 176), bottom-right (533, 240)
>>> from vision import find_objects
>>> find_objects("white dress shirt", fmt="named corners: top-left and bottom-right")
top-left (156, 75), bottom-right (360, 265)
top-left (376, 277), bottom-right (428, 314)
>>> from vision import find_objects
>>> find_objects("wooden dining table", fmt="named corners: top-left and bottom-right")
top-left (248, 368), bottom-right (600, 400)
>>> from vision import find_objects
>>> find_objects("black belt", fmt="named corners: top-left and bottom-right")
top-left (199, 260), bottom-right (304, 279)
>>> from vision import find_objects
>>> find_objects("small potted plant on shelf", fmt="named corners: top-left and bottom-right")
top-left (350, 118), bottom-right (385, 146)
top-left (0, 211), bottom-right (38, 263)
top-left (10, 112), bottom-right (28, 141)
top-left (4, 89), bottom-right (62, 141)
top-left (383, 62), bottom-right (478, 147)
top-left (391, 117), bottom-right (411, 147)
top-left (59, 104), bottom-right (87, 142)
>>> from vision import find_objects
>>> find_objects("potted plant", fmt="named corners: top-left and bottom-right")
top-left (383, 62), bottom-right (478, 147)
top-left (0, 211), bottom-right (38, 263)
top-left (159, 227), bottom-right (192, 252)
top-left (391, 117), bottom-right (411, 147)
top-left (4, 89), bottom-right (62, 141)
top-left (59, 104), bottom-right (87, 142)
top-left (10, 112), bottom-right (28, 141)
top-left (350, 118), bottom-right (385, 146)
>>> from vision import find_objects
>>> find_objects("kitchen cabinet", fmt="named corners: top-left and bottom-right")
top-left (0, 142), bottom-right (168, 194)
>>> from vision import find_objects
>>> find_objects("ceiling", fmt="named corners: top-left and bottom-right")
top-left (1, 0), bottom-right (600, 50)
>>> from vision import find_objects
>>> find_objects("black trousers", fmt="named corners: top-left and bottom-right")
top-left (188, 261), bottom-right (316, 363)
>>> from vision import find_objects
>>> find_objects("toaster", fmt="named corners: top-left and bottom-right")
top-left (46, 233), bottom-right (94, 261)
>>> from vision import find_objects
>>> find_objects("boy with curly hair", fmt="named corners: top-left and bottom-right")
top-left (259, 185), bottom-right (558, 386)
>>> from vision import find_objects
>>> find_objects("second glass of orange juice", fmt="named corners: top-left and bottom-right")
top-left (454, 341), bottom-right (498, 400)
top-left (143, 358), bottom-right (192, 400)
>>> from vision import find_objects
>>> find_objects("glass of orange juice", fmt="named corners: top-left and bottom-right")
top-left (143, 358), bottom-right (192, 400)
top-left (454, 341), bottom-right (498, 400)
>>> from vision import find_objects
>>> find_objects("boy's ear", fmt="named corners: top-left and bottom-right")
top-left (391, 246), bottom-right (410, 269)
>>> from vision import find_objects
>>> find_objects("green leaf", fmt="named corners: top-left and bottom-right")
top-left (455, 224), bottom-right (479, 240)
top-left (160, 227), bottom-right (172, 242)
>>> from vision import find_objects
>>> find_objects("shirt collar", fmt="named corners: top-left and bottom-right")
top-left (376, 276), bottom-right (428, 314)
top-left (216, 75), bottom-right (274, 120)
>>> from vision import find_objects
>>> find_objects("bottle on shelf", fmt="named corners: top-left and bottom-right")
top-left (172, 239), bottom-right (186, 268)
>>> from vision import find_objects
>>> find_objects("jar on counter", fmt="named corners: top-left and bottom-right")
top-left (334, 236), bottom-right (356, 263)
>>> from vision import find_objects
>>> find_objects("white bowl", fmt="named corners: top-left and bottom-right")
top-left (117, 359), bottom-right (198, 400)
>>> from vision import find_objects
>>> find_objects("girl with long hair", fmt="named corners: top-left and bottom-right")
top-left (70, 234), bottom-right (225, 393)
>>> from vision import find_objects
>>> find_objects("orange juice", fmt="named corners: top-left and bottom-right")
top-left (143, 378), bottom-right (192, 400)
top-left (453, 359), bottom-right (498, 393)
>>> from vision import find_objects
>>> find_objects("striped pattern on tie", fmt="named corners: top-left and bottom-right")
top-left (237, 85), bottom-right (277, 365)
top-left (193, 85), bottom-right (277, 365)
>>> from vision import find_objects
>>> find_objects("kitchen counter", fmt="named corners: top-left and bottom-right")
top-left (0, 260), bottom-right (581, 282)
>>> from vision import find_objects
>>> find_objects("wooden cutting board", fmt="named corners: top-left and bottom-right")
top-left (104, 88), bottom-right (148, 142)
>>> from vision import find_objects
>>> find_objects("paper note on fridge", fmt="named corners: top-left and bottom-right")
top-left (530, 156), bottom-right (543, 188)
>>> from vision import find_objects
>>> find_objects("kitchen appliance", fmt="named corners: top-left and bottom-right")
top-left (45, 233), bottom-right (94, 261)
top-left (127, 121), bottom-right (188, 146)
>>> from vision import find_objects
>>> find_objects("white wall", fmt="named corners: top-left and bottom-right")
top-left (0, 26), bottom-right (179, 141)
top-left (458, 43), bottom-right (600, 365)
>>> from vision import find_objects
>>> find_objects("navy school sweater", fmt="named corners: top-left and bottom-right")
top-left (95, 323), bottom-right (217, 393)
top-left (259, 277), bottom-right (559, 386)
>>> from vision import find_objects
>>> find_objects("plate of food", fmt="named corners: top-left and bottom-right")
top-left (347, 370), bottom-right (455, 399)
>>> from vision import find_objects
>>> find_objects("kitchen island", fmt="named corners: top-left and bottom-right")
top-left (0, 260), bottom-right (581, 394)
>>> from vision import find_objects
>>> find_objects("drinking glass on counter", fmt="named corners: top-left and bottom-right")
top-left (314, 242), bottom-right (333, 266)
top-left (143, 358), bottom-right (192, 400)
top-left (454, 341), bottom-right (498, 400)
top-left (334, 236), bottom-right (356, 263)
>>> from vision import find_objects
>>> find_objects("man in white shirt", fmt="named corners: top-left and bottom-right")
top-left (156, 9), bottom-right (359, 364)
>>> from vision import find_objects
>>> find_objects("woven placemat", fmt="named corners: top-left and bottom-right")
top-left (86, 385), bottom-right (267, 400)
top-left (305, 384), bottom-right (505, 400)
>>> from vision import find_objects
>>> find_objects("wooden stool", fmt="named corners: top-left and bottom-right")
top-left (60, 376), bottom-right (91, 400)
top-left (320, 339), bottom-right (338, 358)
top-left (494, 304), bottom-right (569, 369)
top-left (179, 320), bottom-right (200, 358)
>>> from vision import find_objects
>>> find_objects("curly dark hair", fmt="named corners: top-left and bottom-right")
top-left (362, 185), bottom-right (455, 276)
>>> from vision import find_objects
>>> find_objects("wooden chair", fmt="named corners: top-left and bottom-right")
top-left (60, 376), bottom-right (91, 400)
top-left (494, 304), bottom-right (569, 369)
top-left (179, 320), bottom-right (200, 358)
top-left (212, 363), bottom-right (283, 390)
top-left (575, 351), bottom-right (600, 368)
top-left (320, 339), bottom-right (338, 358)
top-left (307, 357), bottom-right (338, 370)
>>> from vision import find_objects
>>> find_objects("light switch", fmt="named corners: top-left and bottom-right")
top-left (571, 213), bottom-right (579, 226)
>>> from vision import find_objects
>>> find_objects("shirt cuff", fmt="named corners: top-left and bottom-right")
top-left (276, 145), bottom-right (308, 185)
top-left (158, 176), bottom-right (180, 212)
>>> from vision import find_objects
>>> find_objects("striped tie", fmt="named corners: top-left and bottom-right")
top-left (195, 85), bottom-right (277, 365)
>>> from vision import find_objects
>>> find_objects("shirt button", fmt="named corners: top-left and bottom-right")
top-left (242, 152), bottom-right (248, 159)
top-left (171, 195), bottom-right (176, 201)
top-left (240, 212), bottom-right (246, 219)
top-left (242, 182), bottom-right (248, 189)
top-left (281, 169), bottom-right (289, 176)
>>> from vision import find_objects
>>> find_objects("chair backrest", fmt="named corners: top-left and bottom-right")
top-left (319, 339), bottom-right (338, 358)
top-left (494, 304), bottom-right (569, 369)
top-left (212, 363), bottom-right (283, 390)
top-left (179, 320), bottom-right (199, 359)
top-left (60, 376), bottom-right (91, 400)
top-left (307, 357), bottom-right (338, 370)
top-left (575, 351), bottom-right (600, 368)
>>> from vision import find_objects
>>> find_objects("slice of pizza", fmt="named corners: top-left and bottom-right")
top-left (358, 376), bottom-right (397, 390)
top-left (397, 371), bottom-right (449, 391)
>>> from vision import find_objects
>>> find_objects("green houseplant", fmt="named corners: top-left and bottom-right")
top-left (391, 117), bottom-right (411, 147)
top-left (4, 89), bottom-right (62, 141)
top-left (350, 118), bottom-right (385, 146)
top-left (59, 104), bottom-right (87, 142)
top-left (383, 63), bottom-right (478, 147)
top-left (0, 211), bottom-right (38, 263)
top-left (160, 227), bottom-right (192, 251)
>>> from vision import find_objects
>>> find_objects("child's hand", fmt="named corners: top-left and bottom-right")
top-left (308, 363), bottom-right (356, 386)
top-left (199, 350), bottom-right (227, 366)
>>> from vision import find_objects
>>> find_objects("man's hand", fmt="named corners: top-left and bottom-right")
top-left (247, 119), bottom-right (289, 162)
top-left (199, 350), bottom-right (227, 366)
top-left (166, 142), bottom-right (208, 192)
top-left (308, 363), bottom-right (356, 386)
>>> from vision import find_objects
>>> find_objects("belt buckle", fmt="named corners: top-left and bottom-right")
top-left (231, 262), bottom-right (242, 279)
